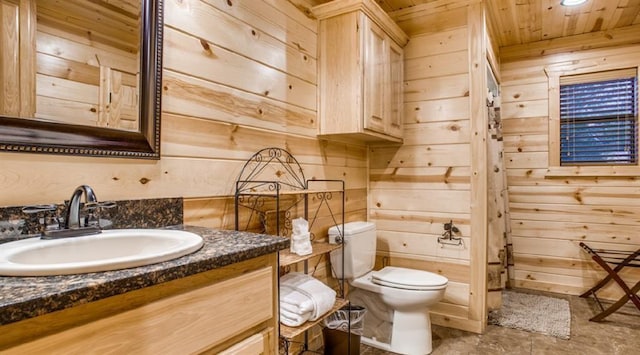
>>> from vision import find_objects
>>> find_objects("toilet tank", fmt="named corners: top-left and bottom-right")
top-left (329, 221), bottom-right (376, 279)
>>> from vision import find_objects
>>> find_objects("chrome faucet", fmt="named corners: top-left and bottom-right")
top-left (41, 185), bottom-right (103, 239)
top-left (64, 185), bottom-right (98, 229)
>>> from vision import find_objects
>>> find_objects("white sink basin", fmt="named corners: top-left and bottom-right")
top-left (0, 229), bottom-right (204, 276)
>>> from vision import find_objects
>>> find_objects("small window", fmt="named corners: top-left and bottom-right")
top-left (559, 69), bottom-right (638, 165)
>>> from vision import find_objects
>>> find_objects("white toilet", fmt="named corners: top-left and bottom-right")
top-left (329, 221), bottom-right (448, 355)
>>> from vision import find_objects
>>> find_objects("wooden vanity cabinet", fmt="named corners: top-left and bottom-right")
top-left (314, 0), bottom-right (408, 143)
top-left (0, 254), bottom-right (279, 355)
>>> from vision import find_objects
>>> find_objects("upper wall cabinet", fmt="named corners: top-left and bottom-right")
top-left (313, 0), bottom-right (408, 144)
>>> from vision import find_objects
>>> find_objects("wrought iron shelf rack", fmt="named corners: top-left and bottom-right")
top-left (234, 148), bottom-right (347, 354)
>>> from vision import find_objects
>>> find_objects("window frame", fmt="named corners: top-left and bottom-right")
top-left (546, 64), bottom-right (640, 177)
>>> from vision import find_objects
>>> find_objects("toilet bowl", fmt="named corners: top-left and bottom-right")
top-left (329, 222), bottom-right (448, 354)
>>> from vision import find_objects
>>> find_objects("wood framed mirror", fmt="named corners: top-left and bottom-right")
top-left (0, 0), bottom-right (163, 159)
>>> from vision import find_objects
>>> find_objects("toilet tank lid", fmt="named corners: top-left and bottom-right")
top-left (328, 221), bottom-right (375, 236)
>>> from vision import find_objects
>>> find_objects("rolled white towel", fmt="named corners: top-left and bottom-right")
top-left (299, 280), bottom-right (335, 320)
top-left (280, 308), bottom-right (311, 327)
top-left (280, 297), bottom-right (308, 315)
top-left (280, 281), bottom-right (314, 314)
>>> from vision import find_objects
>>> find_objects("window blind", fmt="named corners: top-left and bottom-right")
top-left (559, 70), bottom-right (638, 165)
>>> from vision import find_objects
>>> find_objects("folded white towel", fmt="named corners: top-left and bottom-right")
top-left (280, 307), bottom-right (311, 327)
top-left (280, 283), bottom-right (314, 314)
top-left (280, 273), bottom-right (315, 307)
top-left (280, 271), bottom-right (310, 286)
top-left (280, 272), bottom-right (336, 321)
top-left (279, 286), bottom-right (314, 327)
top-left (280, 291), bottom-right (313, 314)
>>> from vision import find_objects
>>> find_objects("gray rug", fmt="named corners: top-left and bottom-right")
top-left (488, 290), bottom-right (571, 339)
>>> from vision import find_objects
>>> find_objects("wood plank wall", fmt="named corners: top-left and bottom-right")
top-left (0, 0), bottom-right (368, 235)
top-left (0, 0), bottom-right (627, 335)
top-left (0, 0), bottom-right (552, 339)
top-left (0, 3), bottom-right (367, 350)
top-left (371, 0), bottom-right (487, 333)
top-left (500, 44), bottom-right (640, 300)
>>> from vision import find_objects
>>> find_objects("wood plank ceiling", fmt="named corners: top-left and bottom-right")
top-left (486, 0), bottom-right (640, 47)
top-left (311, 0), bottom-right (640, 48)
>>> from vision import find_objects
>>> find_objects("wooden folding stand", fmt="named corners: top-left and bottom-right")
top-left (579, 242), bottom-right (640, 321)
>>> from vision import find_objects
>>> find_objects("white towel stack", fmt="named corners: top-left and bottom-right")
top-left (279, 272), bottom-right (336, 327)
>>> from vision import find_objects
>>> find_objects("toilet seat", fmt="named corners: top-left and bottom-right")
top-left (371, 266), bottom-right (448, 291)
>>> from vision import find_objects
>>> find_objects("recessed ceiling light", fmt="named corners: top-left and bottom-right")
top-left (561, 0), bottom-right (587, 6)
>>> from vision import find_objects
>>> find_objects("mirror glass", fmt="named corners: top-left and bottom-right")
top-left (0, 0), bottom-right (162, 159)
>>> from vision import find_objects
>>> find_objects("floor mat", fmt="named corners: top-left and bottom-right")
top-left (488, 290), bottom-right (571, 339)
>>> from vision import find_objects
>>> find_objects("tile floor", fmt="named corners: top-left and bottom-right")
top-left (359, 290), bottom-right (640, 355)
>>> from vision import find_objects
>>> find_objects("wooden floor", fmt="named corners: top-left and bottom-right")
top-left (359, 291), bottom-right (640, 355)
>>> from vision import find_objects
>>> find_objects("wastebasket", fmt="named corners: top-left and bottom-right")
top-left (322, 305), bottom-right (366, 355)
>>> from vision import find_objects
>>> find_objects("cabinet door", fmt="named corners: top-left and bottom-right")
top-left (387, 40), bottom-right (403, 138)
top-left (362, 16), bottom-right (387, 135)
top-left (218, 328), bottom-right (273, 355)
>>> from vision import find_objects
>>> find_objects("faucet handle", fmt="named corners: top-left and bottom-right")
top-left (84, 201), bottom-right (117, 210)
top-left (97, 201), bottom-right (117, 209)
top-left (22, 204), bottom-right (60, 231)
top-left (83, 202), bottom-right (100, 211)
top-left (22, 204), bottom-right (57, 214)
top-left (81, 201), bottom-right (116, 228)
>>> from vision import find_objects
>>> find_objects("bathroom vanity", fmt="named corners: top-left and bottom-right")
top-left (0, 226), bottom-right (288, 354)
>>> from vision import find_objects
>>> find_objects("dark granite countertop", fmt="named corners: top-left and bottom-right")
top-left (0, 225), bottom-right (289, 326)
